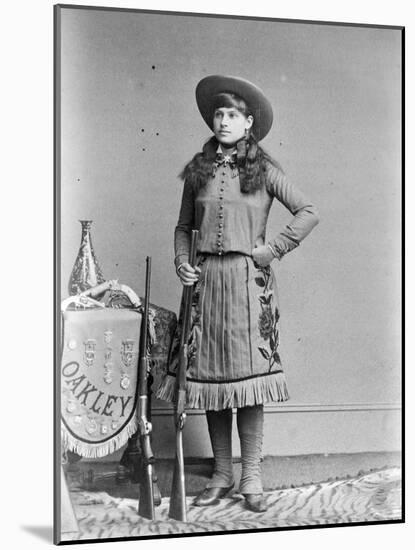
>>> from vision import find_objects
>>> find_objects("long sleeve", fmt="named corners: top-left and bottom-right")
top-left (174, 179), bottom-right (195, 268)
top-left (266, 163), bottom-right (320, 259)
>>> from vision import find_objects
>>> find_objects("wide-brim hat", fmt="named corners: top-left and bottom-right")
top-left (195, 75), bottom-right (273, 142)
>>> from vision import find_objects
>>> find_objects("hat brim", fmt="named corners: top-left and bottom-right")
top-left (195, 75), bottom-right (273, 142)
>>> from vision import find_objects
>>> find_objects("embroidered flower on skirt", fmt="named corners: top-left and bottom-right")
top-left (255, 264), bottom-right (282, 372)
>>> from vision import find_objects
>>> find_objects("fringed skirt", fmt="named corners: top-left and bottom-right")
top-left (156, 253), bottom-right (289, 411)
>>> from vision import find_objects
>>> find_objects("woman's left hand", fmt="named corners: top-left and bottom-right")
top-left (252, 245), bottom-right (275, 267)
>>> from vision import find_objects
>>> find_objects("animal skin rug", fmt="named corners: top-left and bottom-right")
top-left (63, 467), bottom-right (401, 542)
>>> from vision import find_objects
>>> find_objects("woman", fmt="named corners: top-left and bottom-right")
top-left (157, 75), bottom-right (319, 512)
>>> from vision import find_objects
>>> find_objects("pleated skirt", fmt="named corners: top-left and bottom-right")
top-left (156, 253), bottom-right (289, 410)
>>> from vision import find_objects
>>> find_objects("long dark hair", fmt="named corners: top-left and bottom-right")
top-left (180, 92), bottom-right (283, 193)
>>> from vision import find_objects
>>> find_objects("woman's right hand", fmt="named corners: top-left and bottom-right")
top-left (177, 263), bottom-right (201, 286)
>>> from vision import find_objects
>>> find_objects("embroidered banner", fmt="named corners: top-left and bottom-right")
top-left (61, 308), bottom-right (142, 458)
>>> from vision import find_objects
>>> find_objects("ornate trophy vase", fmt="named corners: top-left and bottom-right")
top-left (68, 220), bottom-right (105, 296)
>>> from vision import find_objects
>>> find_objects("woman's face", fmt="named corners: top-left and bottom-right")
top-left (213, 107), bottom-right (253, 148)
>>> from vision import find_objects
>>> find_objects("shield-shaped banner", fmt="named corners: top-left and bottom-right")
top-left (61, 307), bottom-right (142, 458)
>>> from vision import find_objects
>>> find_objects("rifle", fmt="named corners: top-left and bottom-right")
top-left (137, 256), bottom-right (156, 519)
top-left (169, 229), bottom-right (199, 521)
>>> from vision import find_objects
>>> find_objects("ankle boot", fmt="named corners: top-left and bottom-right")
top-left (244, 493), bottom-right (268, 513)
top-left (193, 484), bottom-right (235, 506)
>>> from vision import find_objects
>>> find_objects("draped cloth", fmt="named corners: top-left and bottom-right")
top-left (61, 304), bottom-right (177, 458)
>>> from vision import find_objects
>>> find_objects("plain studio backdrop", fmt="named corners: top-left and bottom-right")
top-left (58, 7), bottom-right (401, 457)
top-left (1, 0), bottom-right (410, 548)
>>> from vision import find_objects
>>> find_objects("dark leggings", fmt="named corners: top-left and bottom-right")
top-left (206, 405), bottom-right (264, 494)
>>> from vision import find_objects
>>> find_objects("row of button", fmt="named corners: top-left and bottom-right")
top-left (217, 171), bottom-right (226, 255)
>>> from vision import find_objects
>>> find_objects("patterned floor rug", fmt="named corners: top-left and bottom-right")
top-left (63, 467), bottom-right (401, 541)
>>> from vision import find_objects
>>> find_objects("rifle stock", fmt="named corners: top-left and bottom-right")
top-left (169, 424), bottom-right (186, 520)
top-left (138, 398), bottom-right (155, 519)
top-left (169, 230), bottom-right (199, 521)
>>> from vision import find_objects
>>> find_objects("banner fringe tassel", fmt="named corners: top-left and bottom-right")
top-left (61, 415), bottom-right (139, 459)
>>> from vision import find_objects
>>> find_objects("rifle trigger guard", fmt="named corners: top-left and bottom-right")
top-left (139, 417), bottom-right (152, 436)
top-left (178, 412), bottom-right (186, 430)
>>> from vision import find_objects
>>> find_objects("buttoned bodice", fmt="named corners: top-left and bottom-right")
top-left (174, 158), bottom-right (319, 267)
